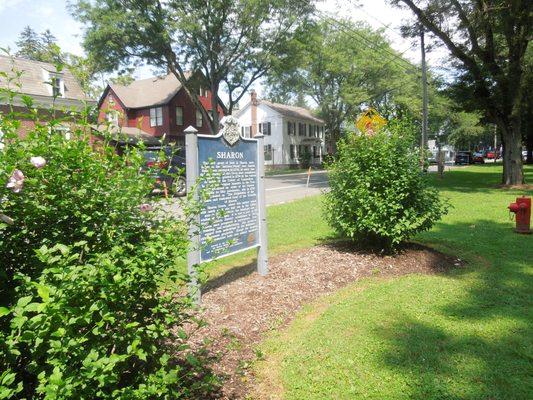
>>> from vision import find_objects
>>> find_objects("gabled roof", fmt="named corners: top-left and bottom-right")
top-left (238, 98), bottom-right (324, 124)
top-left (108, 72), bottom-right (193, 109)
top-left (0, 55), bottom-right (93, 103)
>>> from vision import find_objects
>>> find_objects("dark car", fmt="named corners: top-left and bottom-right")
top-left (142, 146), bottom-right (187, 197)
top-left (473, 152), bottom-right (485, 164)
top-left (454, 151), bottom-right (474, 165)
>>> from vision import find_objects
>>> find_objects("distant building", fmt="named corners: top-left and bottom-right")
top-left (428, 139), bottom-right (455, 163)
top-left (0, 55), bottom-right (95, 144)
top-left (236, 91), bottom-right (325, 168)
top-left (96, 72), bottom-right (225, 147)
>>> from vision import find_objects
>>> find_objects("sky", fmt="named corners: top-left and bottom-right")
top-left (0, 0), bottom-right (450, 98)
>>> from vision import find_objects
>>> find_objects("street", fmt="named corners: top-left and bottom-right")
top-left (265, 170), bottom-right (329, 205)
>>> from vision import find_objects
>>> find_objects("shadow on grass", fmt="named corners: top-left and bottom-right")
top-left (430, 164), bottom-right (533, 194)
top-left (374, 219), bottom-right (532, 398)
top-left (377, 315), bottom-right (531, 399)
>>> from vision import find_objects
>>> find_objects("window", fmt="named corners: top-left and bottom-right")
top-left (150, 107), bottom-right (163, 127)
top-left (56, 125), bottom-right (71, 140)
top-left (264, 144), bottom-right (272, 161)
top-left (290, 144), bottom-right (297, 159)
top-left (106, 110), bottom-right (119, 125)
top-left (51, 75), bottom-right (63, 97)
top-left (313, 146), bottom-right (319, 158)
top-left (259, 122), bottom-right (271, 135)
top-left (108, 95), bottom-right (115, 106)
top-left (288, 121), bottom-right (296, 135)
top-left (196, 110), bottom-right (203, 127)
top-left (241, 126), bottom-right (252, 138)
top-left (176, 107), bottom-right (183, 125)
top-left (197, 87), bottom-right (208, 97)
top-left (298, 122), bottom-right (306, 136)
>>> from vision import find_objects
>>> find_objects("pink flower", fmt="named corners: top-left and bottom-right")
top-left (6, 169), bottom-right (25, 193)
top-left (139, 203), bottom-right (153, 212)
top-left (30, 156), bottom-right (47, 169)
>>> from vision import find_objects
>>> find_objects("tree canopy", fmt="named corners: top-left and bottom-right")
top-left (70, 0), bottom-right (315, 134)
top-left (392, 0), bottom-right (531, 184)
top-left (265, 19), bottom-right (423, 150)
top-left (15, 26), bottom-right (63, 64)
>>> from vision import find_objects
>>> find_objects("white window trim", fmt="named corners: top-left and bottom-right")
top-left (176, 106), bottom-right (184, 125)
top-left (150, 107), bottom-right (163, 127)
top-left (196, 110), bottom-right (203, 127)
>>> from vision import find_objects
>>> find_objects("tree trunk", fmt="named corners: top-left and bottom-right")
top-left (501, 120), bottom-right (524, 185)
top-left (210, 80), bottom-right (220, 134)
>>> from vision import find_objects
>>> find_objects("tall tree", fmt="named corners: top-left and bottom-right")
top-left (15, 26), bottom-right (63, 64)
top-left (265, 20), bottom-right (421, 151)
top-left (392, 0), bottom-right (531, 184)
top-left (15, 26), bottom-right (43, 61)
top-left (70, 0), bottom-right (314, 134)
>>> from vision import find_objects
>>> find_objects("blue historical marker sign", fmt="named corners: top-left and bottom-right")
top-left (197, 132), bottom-right (259, 261)
top-left (185, 117), bottom-right (268, 303)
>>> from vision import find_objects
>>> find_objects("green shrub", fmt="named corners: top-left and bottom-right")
top-left (323, 120), bottom-right (448, 250)
top-left (0, 69), bottom-right (218, 398)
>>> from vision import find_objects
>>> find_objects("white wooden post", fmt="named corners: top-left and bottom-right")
top-left (185, 125), bottom-right (201, 304)
top-left (256, 133), bottom-right (268, 276)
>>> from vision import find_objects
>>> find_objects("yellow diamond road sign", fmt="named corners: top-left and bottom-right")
top-left (356, 108), bottom-right (387, 135)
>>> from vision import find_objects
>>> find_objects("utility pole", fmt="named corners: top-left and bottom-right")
top-left (420, 27), bottom-right (429, 167)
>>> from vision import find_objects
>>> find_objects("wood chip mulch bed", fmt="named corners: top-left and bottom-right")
top-left (189, 242), bottom-right (465, 399)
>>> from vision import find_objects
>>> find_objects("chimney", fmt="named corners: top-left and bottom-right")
top-left (251, 89), bottom-right (258, 137)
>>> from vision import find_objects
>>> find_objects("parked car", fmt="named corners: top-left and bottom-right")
top-left (454, 151), bottom-right (474, 165)
top-left (473, 152), bottom-right (485, 164)
top-left (142, 146), bottom-right (187, 196)
top-left (486, 150), bottom-right (496, 159)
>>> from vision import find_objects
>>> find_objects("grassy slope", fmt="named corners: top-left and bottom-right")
top-left (256, 165), bottom-right (533, 399)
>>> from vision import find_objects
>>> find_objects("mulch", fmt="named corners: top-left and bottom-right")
top-left (188, 242), bottom-right (465, 399)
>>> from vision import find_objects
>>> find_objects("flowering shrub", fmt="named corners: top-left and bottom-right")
top-left (0, 75), bottom-right (218, 397)
top-left (323, 120), bottom-right (449, 251)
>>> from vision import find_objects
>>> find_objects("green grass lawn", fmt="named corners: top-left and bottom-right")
top-left (254, 164), bottom-right (533, 399)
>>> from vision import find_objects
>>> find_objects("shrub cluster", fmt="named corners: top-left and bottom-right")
top-left (323, 120), bottom-right (448, 250)
top-left (0, 89), bottom-right (217, 396)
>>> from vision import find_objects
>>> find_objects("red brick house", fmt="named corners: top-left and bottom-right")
top-left (96, 72), bottom-right (225, 146)
top-left (0, 55), bottom-right (95, 145)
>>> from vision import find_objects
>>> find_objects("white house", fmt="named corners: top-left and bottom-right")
top-left (236, 91), bottom-right (326, 168)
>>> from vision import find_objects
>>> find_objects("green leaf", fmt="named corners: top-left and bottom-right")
top-left (36, 284), bottom-right (50, 302)
top-left (16, 296), bottom-right (32, 308)
top-left (0, 307), bottom-right (10, 317)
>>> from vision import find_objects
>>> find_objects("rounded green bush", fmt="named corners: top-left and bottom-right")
top-left (323, 120), bottom-right (448, 251)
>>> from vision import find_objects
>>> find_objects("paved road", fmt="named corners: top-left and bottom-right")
top-left (265, 171), bottom-right (328, 205)
top-left (162, 162), bottom-right (472, 215)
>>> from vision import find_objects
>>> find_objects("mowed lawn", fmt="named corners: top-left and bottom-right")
top-left (254, 164), bottom-right (533, 399)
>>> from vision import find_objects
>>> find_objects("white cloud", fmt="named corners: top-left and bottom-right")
top-left (0, 0), bottom-right (26, 14)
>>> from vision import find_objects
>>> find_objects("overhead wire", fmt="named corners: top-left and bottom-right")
top-left (314, 10), bottom-right (421, 76)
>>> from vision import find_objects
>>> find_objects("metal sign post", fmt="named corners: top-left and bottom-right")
top-left (185, 126), bottom-right (201, 304)
top-left (185, 117), bottom-right (268, 303)
top-left (256, 133), bottom-right (268, 276)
